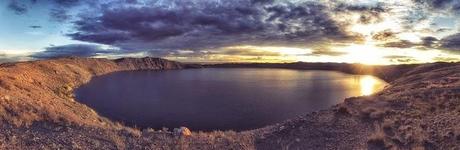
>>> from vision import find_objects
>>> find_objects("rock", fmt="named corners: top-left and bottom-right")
top-left (115, 57), bottom-right (183, 70)
top-left (2, 95), bottom-right (10, 100)
top-left (173, 127), bottom-right (192, 137)
top-left (279, 126), bottom-right (286, 130)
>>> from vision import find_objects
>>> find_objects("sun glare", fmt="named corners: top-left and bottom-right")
top-left (337, 44), bottom-right (386, 65)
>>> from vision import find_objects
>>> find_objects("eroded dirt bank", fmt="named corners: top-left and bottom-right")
top-left (0, 57), bottom-right (459, 149)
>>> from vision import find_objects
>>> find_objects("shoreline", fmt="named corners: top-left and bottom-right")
top-left (1, 57), bottom-right (459, 149)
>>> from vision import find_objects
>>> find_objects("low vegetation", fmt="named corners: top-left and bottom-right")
top-left (0, 57), bottom-right (459, 149)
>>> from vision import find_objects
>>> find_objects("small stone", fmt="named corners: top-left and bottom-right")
top-left (173, 127), bottom-right (192, 137)
top-left (279, 126), bottom-right (286, 130)
top-left (54, 126), bottom-right (63, 132)
top-left (71, 141), bottom-right (81, 149)
top-left (2, 95), bottom-right (10, 100)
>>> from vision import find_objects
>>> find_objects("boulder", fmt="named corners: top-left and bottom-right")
top-left (173, 127), bottom-right (192, 137)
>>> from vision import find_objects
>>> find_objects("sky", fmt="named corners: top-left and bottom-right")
top-left (0, 0), bottom-right (459, 65)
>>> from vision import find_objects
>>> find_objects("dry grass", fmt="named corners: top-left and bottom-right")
top-left (367, 129), bottom-right (387, 150)
top-left (360, 107), bottom-right (387, 121)
top-left (1, 58), bottom-right (460, 149)
top-left (0, 57), bottom-right (182, 128)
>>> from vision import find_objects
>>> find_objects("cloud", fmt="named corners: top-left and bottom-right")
top-left (250, 0), bottom-right (275, 4)
top-left (4, 0), bottom-right (387, 54)
top-left (67, 0), bottom-right (365, 51)
top-left (5, 0), bottom-right (86, 22)
top-left (334, 3), bottom-right (386, 12)
top-left (378, 36), bottom-right (440, 49)
top-left (377, 34), bottom-right (460, 52)
top-left (384, 55), bottom-right (418, 63)
top-left (310, 46), bottom-right (347, 56)
top-left (433, 56), bottom-right (460, 62)
top-left (372, 30), bottom-right (398, 41)
top-left (4, 0), bottom-right (458, 63)
top-left (31, 44), bottom-right (117, 59)
top-left (7, 0), bottom-right (27, 15)
top-left (311, 50), bottom-right (347, 56)
top-left (440, 33), bottom-right (460, 51)
top-left (333, 3), bottom-right (387, 24)
top-left (421, 36), bottom-right (439, 47)
top-left (0, 53), bottom-right (7, 63)
top-left (379, 40), bottom-right (416, 48)
top-left (436, 28), bottom-right (452, 33)
top-left (413, 0), bottom-right (459, 9)
top-left (218, 48), bottom-right (281, 57)
top-left (48, 0), bottom-right (85, 22)
top-left (413, 0), bottom-right (460, 13)
top-left (0, 52), bottom-right (32, 63)
top-left (29, 25), bottom-right (41, 29)
top-left (148, 46), bottom-right (282, 58)
top-left (49, 8), bottom-right (72, 22)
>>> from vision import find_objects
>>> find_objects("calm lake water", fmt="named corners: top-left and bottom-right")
top-left (75, 68), bottom-right (387, 131)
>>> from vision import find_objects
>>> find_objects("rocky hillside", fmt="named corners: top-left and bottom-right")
top-left (0, 57), bottom-right (182, 127)
top-left (0, 57), bottom-right (459, 149)
top-left (254, 62), bottom-right (460, 149)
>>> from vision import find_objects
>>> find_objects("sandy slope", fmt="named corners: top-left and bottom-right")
top-left (0, 57), bottom-right (459, 149)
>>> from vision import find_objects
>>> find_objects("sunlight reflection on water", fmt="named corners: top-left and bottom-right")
top-left (360, 75), bottom-right (381, 96)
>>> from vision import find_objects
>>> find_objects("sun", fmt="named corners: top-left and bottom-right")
top-left (337, 44), bottom-right (387, 65)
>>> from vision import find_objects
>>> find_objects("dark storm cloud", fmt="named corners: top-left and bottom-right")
top-left (7, 0), bottom-right (27, 15)
top-left (31, 44), bottom-right (116, 59)
top-left (440, 33), bottom-right (460, 51)
top-left (67, 0), bottom-right (362, 51)
top-left (5, 0), bottom-right (388, 54)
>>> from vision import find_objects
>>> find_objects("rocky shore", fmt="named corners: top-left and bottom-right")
top-left (0, 57), bottom-right (459, 149)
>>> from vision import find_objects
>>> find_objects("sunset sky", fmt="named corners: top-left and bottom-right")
top-left (0, 0), bottom-right (459, 64)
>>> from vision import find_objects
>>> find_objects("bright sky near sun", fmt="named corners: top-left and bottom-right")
top-left (0, 0), bottom-right (459, 64)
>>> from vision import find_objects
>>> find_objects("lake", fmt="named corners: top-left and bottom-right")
top-left (75, 68), bottom-right (387, 131)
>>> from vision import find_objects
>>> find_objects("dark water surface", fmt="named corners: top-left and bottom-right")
top-left (75, 68), bottom-right (387, 131)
